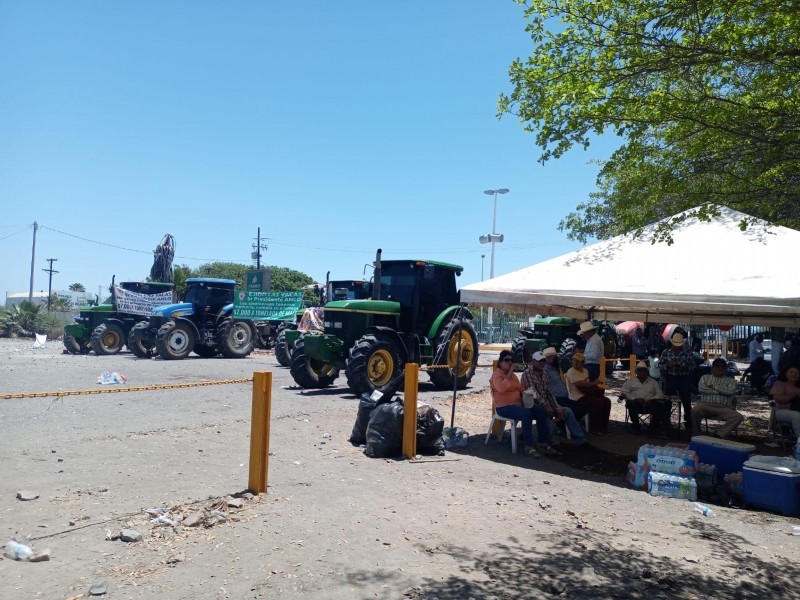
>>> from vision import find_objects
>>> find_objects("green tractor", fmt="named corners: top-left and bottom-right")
top-left (289, 252), bottom-right (479, 394)
top-left (276, 279), bottom-right (372, 367)
top-left (511, 317), bottom-right (582, 365)
top-left (63, 280), bottom-right (175, 356)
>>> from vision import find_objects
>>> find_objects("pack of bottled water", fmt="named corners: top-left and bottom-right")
top-left (648, 471), bottom-right (698, 501)
top-left (637, 444), bottom-right (698, 476)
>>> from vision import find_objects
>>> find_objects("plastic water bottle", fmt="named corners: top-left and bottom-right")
top-left (4, 540), bottom-right (33, 561)
top-left (692, 502), bottom-right (716, 517)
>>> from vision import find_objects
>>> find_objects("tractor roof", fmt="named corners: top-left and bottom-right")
top-left (185, 278), bottom-right (237, 286)
top-left (380, 260), bottom-right (463, 274)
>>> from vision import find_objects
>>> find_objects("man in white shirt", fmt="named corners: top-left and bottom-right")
top-left (748, 333), bottom-right (765, 363)
top-left (619, 361), bottom-right (671, 435)
top-left (578, 321), bottom-right (604, 382)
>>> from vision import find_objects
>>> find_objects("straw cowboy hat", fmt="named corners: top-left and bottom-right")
top-left (543, 347), bottom-right (558, 358)
top-left (670, 332), bottom-right (686, 346)
top-left (635, 361), bottom-right (649, 370)
top-left (577, 321), bottom-right (597, 334)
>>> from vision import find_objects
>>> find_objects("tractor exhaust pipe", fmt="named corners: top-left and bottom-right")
top-left (372, 248), bottom-right (382, 300)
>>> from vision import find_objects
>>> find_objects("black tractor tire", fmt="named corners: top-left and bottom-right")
top-left (216, 317), bottom-right (256, 358)
top-left (345, 333), bottom-right (404, 396)
top-left (128, 321), bottom-right (155, 359)
top-left (559, 337), bottom-right (578, 372)
top-left (428, 318), bottom-right (479, 390)
top-left (156, 320), bottom-right (195, 360)
top-left (511, 335), bottom-right (529, 364)
top-left (63, 334), bottom-right (82, 355)
top-left (90, 322), bottom-right (126, 356)
top-left (289, 337), bottom-right (339, 388)
top-left (193, 344), bottom-right (218, 358)
top-left (275, 328), bottom-right (292, 367)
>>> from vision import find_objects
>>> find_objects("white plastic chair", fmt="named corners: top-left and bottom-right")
top-left (485, 411), bottom-right (521, 454)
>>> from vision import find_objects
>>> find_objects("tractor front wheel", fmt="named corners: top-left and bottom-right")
top-left (289, 337), bottom-right (339, 388)
top-left (128, 321), bottom-right (155, 359)
top-left (345, 333), bottom-right (404, 395)
top-left (91, 322), bottom-right (126, 355)
top-left (216, 318), bottom-right (256, 358)
top-left (428, 319), bottom-right (478, 390)
top-left (156, 320), bottom-right (195, 360)
top-left (275, 328), bottom-right (292, 367)
top-left (63, 334), bottom-right (83, 355)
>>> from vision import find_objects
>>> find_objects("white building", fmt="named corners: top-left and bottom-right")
top-left (5, 290), bottom-right (94, 309)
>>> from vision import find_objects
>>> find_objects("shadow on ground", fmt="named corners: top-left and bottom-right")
top-left (345, 518), bottom-right (800, 599)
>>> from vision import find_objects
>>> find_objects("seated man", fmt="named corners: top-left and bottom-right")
top-left (691, 357), bottom-right (743, 439)
top-left (565, 352), bottom-right (612, 435)
top-left (521, 351), bottom-right (588, 447)
top-left (542, 346), bottom-right (590, 423)
top-left (619, 361), bottom-right (671, 435)
top-left (741, 357), bottom-right (774, 396)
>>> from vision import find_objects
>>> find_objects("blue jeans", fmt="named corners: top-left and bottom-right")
top-left (496, 404), bottom-right (552, 447)
top-left (559, 406), bottom-right (586, 443)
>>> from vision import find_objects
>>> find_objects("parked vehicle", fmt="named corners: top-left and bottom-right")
top-left (63, 280), bottom-right (174, 356)
top-left (289, 251), bottom-right (478, 394)
top-left (128, 278), bottom-right (255, 360)
top-left (511, 317), bottom-right (582, 364)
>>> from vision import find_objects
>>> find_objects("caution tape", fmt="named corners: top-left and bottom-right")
top-left (0, 378), bottom-right (253, 400)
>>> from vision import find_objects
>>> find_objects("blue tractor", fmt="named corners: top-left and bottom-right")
top-left (129, 278), bottom-right (256, 360)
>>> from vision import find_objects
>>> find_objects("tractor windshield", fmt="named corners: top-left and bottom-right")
top-left (378, 274), bottom-right (416, 305)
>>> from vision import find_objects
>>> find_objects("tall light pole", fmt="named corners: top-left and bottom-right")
top-left (479, 188), bottom-right (508, 327)
top-left (480, 254), bottom-right (485, 281)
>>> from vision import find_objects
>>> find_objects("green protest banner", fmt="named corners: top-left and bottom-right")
top-left (233, 290), bottom-right (303, 320)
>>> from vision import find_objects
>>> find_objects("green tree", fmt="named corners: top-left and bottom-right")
top-left (0, 301), bottom-right (43, 336)
top-left (68, 283), bottom-right (86, 292)
top-left (190, 262), bottom-right (315, 300)
top-left (501, 0), bottom-right (800, 242)
top-left (47, 294), bottom-right (73, 312)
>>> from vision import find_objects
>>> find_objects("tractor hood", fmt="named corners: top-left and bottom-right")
top-left (153, 302), bottom-right (195, 318)
top-left (79, 304), bottom-right (115, 314)
top-left (323, 299), bottom-right (400, 314)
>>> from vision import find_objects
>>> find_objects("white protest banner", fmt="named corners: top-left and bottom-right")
top-left (114, 286), bottom-right (174, 316)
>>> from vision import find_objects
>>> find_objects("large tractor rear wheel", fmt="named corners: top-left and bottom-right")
top-left (91, 322), bottom-right (126, 355)
top-left (345, 333), bottom-right (404, 395)
top-left (428, 319), bottom-right (479, 390)
top-left (216, 317), bottom-right (256, 358)
top-left (128, 321), bottom-right (155, 359)
top-left (511, 335), bottom-right (529, 364)
top-left (156, 320), bottom-right (195, 360)
top-left (289, 337), bottom-right (339, 388)
top-left (275, 328), bottom-right (292, 367)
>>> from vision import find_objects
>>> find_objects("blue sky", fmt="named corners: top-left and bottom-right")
top-left (1, 1), bottom-right (618, 301)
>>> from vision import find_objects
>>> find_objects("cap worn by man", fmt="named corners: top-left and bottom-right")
top-left (573, 352), bottom-right (586, 362)
top-left (532, 351), bottom-right (546, 362)
top-left (577, 321), bottom-right (596, 334)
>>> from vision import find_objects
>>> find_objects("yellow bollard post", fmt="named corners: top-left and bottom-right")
top-left (629, 354), bottom-right (636, 380)
top-left (403, 364), bottom-right (419, 460)
top-left (248, 371), bottom-right (272, 495)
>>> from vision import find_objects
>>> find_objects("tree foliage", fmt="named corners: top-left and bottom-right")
top-left (68, 283), bottom-right (86, 292)
top-left (0, 301), bottom-right (43, 337)
top-left (172, 262), bottom-right (316, 302)
top-left (501, 0), bottom-right (800, 242)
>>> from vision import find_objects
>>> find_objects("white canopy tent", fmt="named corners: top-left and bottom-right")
top-left (461, 206), bottom-right (800, 327)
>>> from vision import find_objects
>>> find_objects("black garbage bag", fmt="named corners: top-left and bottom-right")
top-left (417, 404), bottom-right (445, 456)
top-left (364, 400), bottom-right (405, 458)
top-left (350, 396), bottom-right (379, 445)
top-left (349, 374), bottom-right (407, 446)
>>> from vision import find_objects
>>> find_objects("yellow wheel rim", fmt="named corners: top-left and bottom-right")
top-left (367, 349), bottom-right (394, 387)
top-left (447, 331), bottom-right (475, 377)
top-left (103, 331), bottom-right (120, 348)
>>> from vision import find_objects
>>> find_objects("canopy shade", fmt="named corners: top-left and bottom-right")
top-left (461, 206), bottom-right (800, 327)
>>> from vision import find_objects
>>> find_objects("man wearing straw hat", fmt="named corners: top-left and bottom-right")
top-left (619, 361), bottom-right (671, 435)
top-left (577, 321), bottom-right (603, 382)
top-left (660, 332), bottom-right (695, 430)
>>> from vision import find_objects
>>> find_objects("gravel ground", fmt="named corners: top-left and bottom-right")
top-left (1, 337), bottom-right (799, 599)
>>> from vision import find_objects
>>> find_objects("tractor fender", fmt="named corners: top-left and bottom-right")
top-left (365, 326), bottom-right (409, 362)
top-left (172, 317), bottom-right (202, 342)
top-left (427, 306), bottom-right (474, 340)
top-left (102, 318), bottom-right (127, 330)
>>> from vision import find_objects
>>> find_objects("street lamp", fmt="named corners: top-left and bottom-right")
top-left (479, 188), bottom-right (509, 326)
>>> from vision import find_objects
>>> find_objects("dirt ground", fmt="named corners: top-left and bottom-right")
top-left (1, 338), bottom-right (799, 600)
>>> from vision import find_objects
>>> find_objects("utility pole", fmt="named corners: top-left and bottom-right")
top-left (43, 258), bottom-right (59, 311)
top-left (28, 221), bottom-right (38, 302)
top-left (252, 228), bottom-right (269, 269)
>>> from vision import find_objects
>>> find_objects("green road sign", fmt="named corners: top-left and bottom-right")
top-left (233, 290), bottom-right (302, 320)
